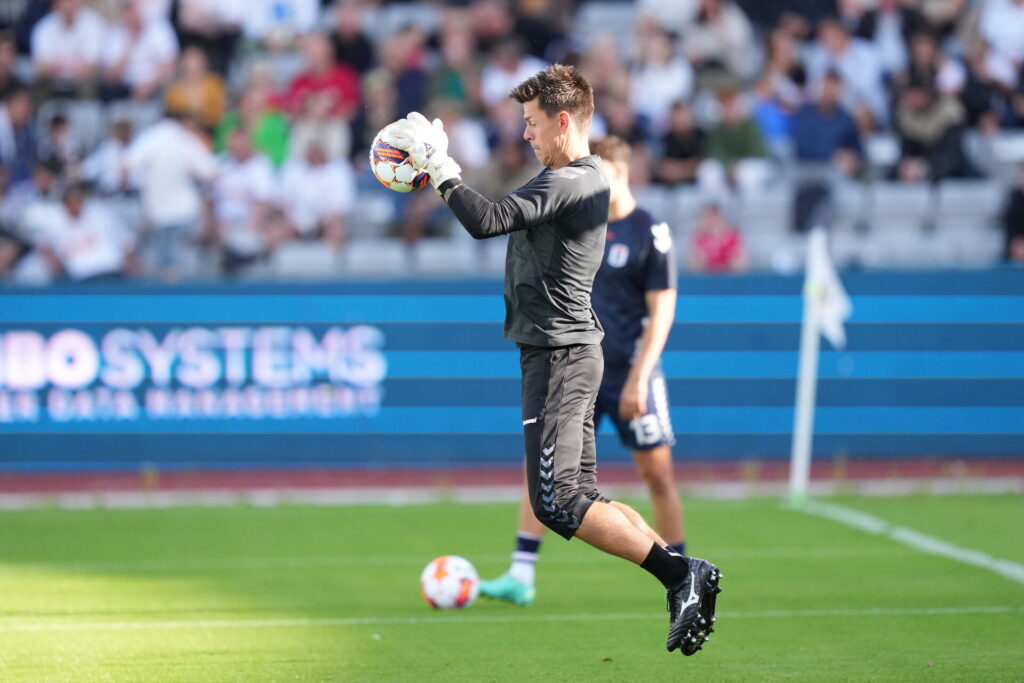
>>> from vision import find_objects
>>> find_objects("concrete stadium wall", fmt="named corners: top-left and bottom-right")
top-left (0, 269), bottom-right (1021, 472)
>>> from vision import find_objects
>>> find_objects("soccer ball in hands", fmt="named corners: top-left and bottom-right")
top-left (420, 555), bottom-right (479, 609)
top-left (370, 123), bottom-right (430, 193)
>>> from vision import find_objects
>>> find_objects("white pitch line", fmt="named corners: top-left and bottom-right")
top-left (0, 546), bottom-right (922, 574)
top-left (799, 500), bottom-right (1024, 585)
top-left (0, 605), bottom-right (1019, 634)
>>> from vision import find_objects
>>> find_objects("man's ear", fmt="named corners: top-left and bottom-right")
top-left (558, 110), bottom-right (571, 134)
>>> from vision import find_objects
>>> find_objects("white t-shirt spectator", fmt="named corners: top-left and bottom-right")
top-left (214, 152), bottom-right (277, 255)
top-left (127, 119), bottom-right (217, 227)
top-left (39, 201), bottom-right (134, 280)
top-left (102, 17), bottom-right (179, 88)
top-left (243, 0), bottom-right (319, 41)
top-left (30, 7), bottom-right (106, 79)
top-left (213, 153), bottom-right (277, 227)
top-left (279, 157), bottom-right (355, 235)
top-left (630, 58), bottom-right (695, 134)
top-left (979, 0), bottom-right (1024, 64)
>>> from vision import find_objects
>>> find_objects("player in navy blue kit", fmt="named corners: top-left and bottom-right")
top-left (480, 134), bottom-right (687, 605)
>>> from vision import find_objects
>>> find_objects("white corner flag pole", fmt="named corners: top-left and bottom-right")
top-left (789, 228), bottom-right (851, 508)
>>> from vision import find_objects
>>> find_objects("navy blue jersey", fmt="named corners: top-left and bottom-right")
top-left (591, 207), bottom-right (677, 366)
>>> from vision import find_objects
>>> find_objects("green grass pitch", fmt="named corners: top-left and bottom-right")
top-left (1, 494), bottom-right (1022, 681)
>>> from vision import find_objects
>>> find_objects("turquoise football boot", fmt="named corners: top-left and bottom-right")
top-left (478, 572), bottom-right (536, 606)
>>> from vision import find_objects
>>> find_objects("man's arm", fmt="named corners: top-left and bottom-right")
top-left (619, 288), bottom-right (676, 420)
top-left (438, 173), bottom-right (574, 240)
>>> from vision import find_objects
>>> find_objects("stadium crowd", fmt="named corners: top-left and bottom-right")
top-left (0, 0), bottom-right (1023, 283)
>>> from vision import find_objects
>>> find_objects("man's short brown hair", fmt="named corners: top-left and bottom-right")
top-left (591, 135), bottom-right (631, 164)
top-left (508, 64), bottom-right (595, 130)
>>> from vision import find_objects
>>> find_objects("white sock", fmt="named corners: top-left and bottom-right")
top-left (509, 554), bottom-right (537, 586)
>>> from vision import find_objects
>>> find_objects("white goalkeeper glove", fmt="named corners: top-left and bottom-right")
top-left (386, 112), bottom-right (462, 192)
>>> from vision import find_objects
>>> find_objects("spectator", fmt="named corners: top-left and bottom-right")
top-left (37, 113), bottom-right (82, 178)
top-left (430, 10), bottom-right (482, 110)
top-left (579, 35), bottom-right (630, 104)
top-left (282, 31), bottom-right (360, 161)
top-left (699, 86), bottom-right (772, 198)
top-left (791, 71), bottom-right (862, 174)
top-left (637, 0), bottom-right (698, 34)
top-left (977, 0), bottom-right (1024, 67)
top-left (215, 83), bottom-right (290, 167)
top-left (82, 119), bottom-right (134, 195)
top-left (0, 30), bottom-right (22, 100)
top-left (210, 126), bottom-right (289, 273)
top-left (790, 71), bottom-right (861, 231)
top-left (513, 0), bottom-right (569, 62)
top-left (894, 77), bottom-right (974, 182)
top-left (734, 0), bottom-right (837, 36)
top-left (279, 139), bottom-right (355, 248)
top-left (35, 183), bottom-right (137, 282)
top-left (629, 27), bottom-right (694, 137)
top-left (30, 0), bottom-right (104, 97)
top-left (163, 46), bottom-right (228, 131)
top-left (479, 38), bottom-right (547, 109)
top-left (655, 101), bottom-right (706, 186)
top-left (174, 0), bottom-right (244, 76)
top-left (378, 26), bottom-right (429, 123)
top-left (100, 2), bottom-right (178, 102)
top-left (1001, 163), bottom-right (1024, 261)
top-left (805, 16), bottom-right (888, 130)
top-left (1, 157), bottom-right (62, 241)
top-left (688, 202), bottom-right (749, 273)
top-left (854, 0), bottom-right (929, 79)
top-left (0, 226), bottom-right (30, 281)
top-left (473, 137), bottom-right (539, 201)
top-left (0, 86), bottom-right (36, 188)
top-left (243, 0), bottom-right (318, 50)
top-left (127, 112), bottom-right (217, 281)
top-left (330, 1), bottom-right (375, 75)
top-left (683, 0), bottom-right (757, 82)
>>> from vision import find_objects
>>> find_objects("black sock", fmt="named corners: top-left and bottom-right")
top-left (667, 542), bottom-right (686, 556)
top-left (641, 542), bottom-right (688, 588)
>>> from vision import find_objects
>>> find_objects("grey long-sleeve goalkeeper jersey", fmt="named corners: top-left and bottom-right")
top-left (441, 154), bottom-right (610, 348)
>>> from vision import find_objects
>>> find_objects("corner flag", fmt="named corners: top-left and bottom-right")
top-left (788, 228), bottom-right (852, 506)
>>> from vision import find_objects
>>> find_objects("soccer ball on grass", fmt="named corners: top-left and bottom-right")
top-left (420, 555), bottom-right (479, 609)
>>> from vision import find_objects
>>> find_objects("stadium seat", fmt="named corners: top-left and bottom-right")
top-left (867, 182), bottom-right (934, 232)
top-left (412, 237), bottom-right (480, 276)
top-left (935, 179), bottom-right (1005, 232)
top-left (269, 240), bottom-right (341, 280)
top-left (737, 189), bottom-right (791, 233)
top-left (343, 238), bottom-right (411, 277)
top-left (36, 98), bottom-right (107, 152)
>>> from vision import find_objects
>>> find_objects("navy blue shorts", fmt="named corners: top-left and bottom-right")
top-left (594, 362), bottom-right (676, 451)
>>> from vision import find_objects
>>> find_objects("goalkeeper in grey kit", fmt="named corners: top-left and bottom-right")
top-left (386, 64), bottom-right (722, 656)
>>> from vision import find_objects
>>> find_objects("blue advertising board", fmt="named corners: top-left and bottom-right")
top-left (0, 269), bottom-right (1022, 471)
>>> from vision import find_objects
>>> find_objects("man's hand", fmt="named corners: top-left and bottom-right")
top-left (618, 372), bottom-right (648, 422)
top-left (386, 112), bottom-right (462, 190)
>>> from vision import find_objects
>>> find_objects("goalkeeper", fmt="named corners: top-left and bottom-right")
top-left (387, 64), bottom-right (721, 657)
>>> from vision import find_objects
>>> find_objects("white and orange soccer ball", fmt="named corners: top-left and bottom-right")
top-left (369, 123), bottom-right (431, 193)
top-left (419, 555), bottom-right (479, 609)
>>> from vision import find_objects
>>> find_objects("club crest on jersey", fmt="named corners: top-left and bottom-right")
top-left (608, 243), bottom-right (630, 268)
top-left (652, 222), bottom-right (672, 254)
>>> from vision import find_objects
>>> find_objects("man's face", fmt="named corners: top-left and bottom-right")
top-left (522, 99), bottom-right (563, 168)
top-left (599, 158), bottom-right (627, 207)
